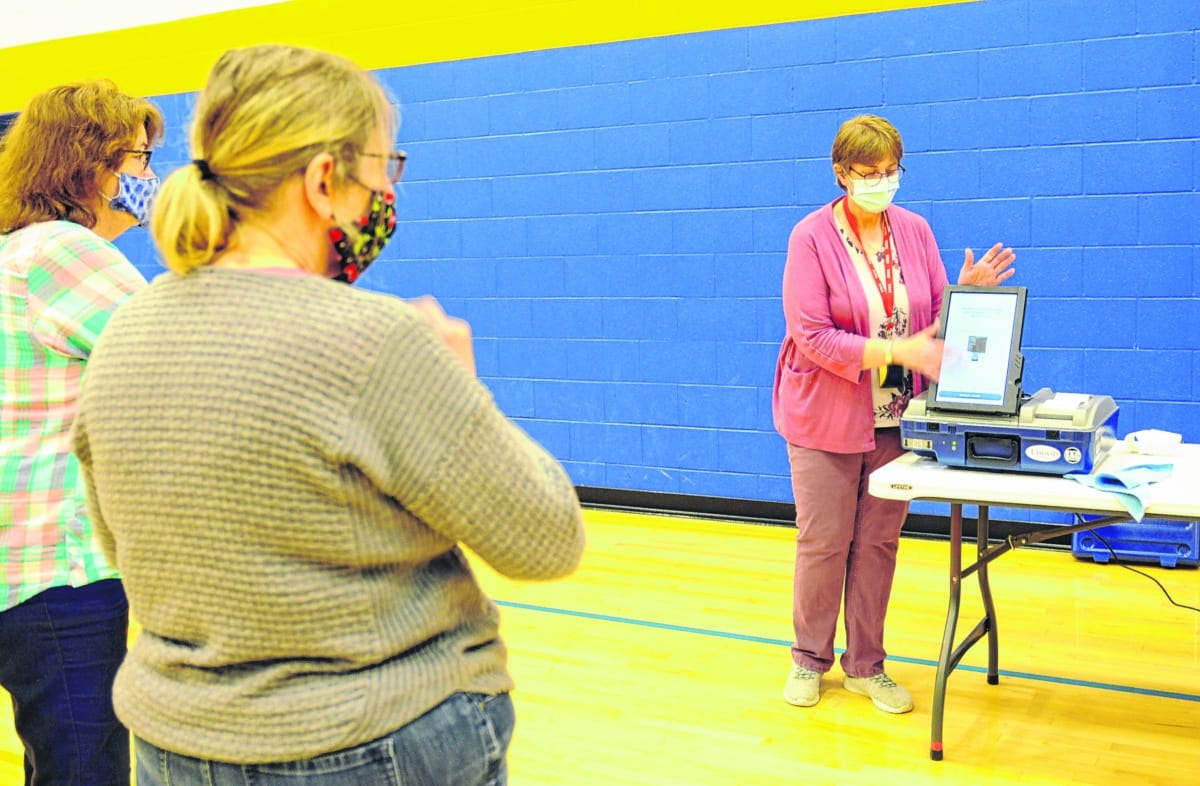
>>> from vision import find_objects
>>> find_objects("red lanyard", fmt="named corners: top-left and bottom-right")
top-left (841, 197), bottom-right (896, 323)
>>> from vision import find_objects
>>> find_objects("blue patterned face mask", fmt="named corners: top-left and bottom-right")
top-left (108, 172), bottom-right (160, 226)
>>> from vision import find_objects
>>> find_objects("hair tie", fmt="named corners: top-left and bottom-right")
top-left (193, 159), bottom-right (215, 181)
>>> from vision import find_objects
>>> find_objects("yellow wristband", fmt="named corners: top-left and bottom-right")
top-left (884, 340), bottom-right (893, 367)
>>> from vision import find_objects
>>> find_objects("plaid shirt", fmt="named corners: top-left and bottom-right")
top-left (1, 220), bottom-right (146, 611)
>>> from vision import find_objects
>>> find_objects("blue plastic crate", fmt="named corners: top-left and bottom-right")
top-left (1071, 520), bottom-right (1199, 568)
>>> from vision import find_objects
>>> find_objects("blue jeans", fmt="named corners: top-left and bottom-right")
top-left (0, 579), bottom-right (130, 786)
top-left (135, 691), bottom-right (515, 786)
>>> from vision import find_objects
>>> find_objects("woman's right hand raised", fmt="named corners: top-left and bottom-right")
top-left (895, 322), bottom-right (944, 382)
top-left (409, 296), bottom-right (477, 376)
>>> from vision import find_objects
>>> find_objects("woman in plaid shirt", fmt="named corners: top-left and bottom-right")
top-left (0, 81), bottom-right (162, 786)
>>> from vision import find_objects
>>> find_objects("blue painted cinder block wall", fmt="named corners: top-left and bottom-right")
top-left (118, 0), bottom-right (1200, 521)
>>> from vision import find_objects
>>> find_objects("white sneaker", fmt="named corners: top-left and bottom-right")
top-left (783, 664), bottom-right (822, 707)
top-left (843, 672), bottom-right (913, 714)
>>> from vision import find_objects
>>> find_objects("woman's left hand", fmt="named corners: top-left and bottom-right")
top-left (958, 243), bottom-right (1016, 287)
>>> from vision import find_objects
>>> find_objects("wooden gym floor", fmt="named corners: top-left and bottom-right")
top-left (3, 508), bottom-right (1197, 784)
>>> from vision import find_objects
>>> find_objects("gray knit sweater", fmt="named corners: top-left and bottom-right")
top-left (73, 267), bottom-right (585, 763)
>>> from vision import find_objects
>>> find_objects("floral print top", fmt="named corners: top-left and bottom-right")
top-left (834, 209), bottom-right (914, 426)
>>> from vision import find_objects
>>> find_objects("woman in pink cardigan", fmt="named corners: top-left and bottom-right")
top-left (773, 115), bottom-right (1014, 714)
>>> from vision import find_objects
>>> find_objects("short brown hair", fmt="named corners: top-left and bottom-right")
top-left (0, 80), bottom-right (164, 233)
top-left (831, 114), bottom-right (904, 189)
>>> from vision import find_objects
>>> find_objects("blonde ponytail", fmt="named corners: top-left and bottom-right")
top-left (151, 161), bottom-right (235, 274)
top-left (149, 45), bottom-right (396, 275)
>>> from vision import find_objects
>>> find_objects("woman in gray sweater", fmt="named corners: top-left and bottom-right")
top-left (73, 44), bottom-right (585, 786)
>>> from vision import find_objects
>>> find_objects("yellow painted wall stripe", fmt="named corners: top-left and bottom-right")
top-left (1, 0), bottom-right (974, 112)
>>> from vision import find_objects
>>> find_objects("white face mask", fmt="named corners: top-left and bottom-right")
top-left (847, 174), bottom-right (900, 214)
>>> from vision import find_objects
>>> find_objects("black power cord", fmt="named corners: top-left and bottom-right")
top-left (1080, 521), bottom-right (1200, 614)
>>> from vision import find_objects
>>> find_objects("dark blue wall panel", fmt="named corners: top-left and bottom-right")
top-left (115, 0), bottom-right (1200, 523)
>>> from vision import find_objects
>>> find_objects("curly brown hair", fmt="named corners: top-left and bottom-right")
top-left (0, 80), bottom-right (163, 233)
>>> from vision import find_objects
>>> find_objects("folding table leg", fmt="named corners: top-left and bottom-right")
top-left (930, 503), bottom-right (964, 761)
top-left (977, 505), bottom-right (999, 684)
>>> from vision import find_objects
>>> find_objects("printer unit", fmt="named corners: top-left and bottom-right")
top-left (900, 387), bottom-right (1118, 475)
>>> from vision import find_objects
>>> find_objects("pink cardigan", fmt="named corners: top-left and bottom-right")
top-left (772, 200), bottom-right (949, 454)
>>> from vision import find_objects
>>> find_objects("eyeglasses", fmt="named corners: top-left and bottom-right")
top-left (847, 163), bottom-right (905, 186)
top-left (122, 148), bottom-right (153, 170)
top-left (360, 150), bottom-right (407, 183)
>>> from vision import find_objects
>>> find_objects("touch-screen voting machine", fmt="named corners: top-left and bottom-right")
top-left (899, 286), bottom-right (1118, 475)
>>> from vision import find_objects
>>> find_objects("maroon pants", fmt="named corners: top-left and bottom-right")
top-left (786, 428), bottom-right (908, 677)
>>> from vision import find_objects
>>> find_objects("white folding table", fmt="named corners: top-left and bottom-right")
top-left (868, 443), bottom-right (1200, 760)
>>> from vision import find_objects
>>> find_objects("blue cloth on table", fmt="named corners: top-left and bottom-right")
top-left (1070, 462), bottom-right (1174, 522)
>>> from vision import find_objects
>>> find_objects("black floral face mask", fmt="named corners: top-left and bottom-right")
top-left (329, 188), bottom-right (397, 284)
